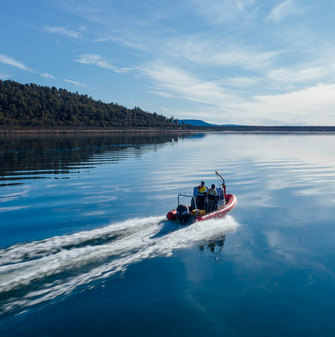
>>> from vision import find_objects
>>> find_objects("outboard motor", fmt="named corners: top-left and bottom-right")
top-left (176, 204), bottom-right (192, 224)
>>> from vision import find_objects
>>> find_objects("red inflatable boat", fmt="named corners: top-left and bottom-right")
top-left (166, 172), bottom-right (237, 225)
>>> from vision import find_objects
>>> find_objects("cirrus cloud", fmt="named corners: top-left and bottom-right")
top-left (0, 54), bottom-right (33, 72)
top-left (43, 26), bottom-right (81, 38)
top-left (41, 73), bottom-right (56, 79)
top-left (138, 62), bottom-right (232, 105)
top-left (74, 54), bottom-right (132, 74)
top-left (64, 79), bottom-right (86, 87)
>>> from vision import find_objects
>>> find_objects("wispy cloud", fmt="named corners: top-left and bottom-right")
top-left (94, 35), bottom-right (150, 51)
top-left (105, 31), bottom-right (282, 72)
top-left (52, 1), bottom-right (106, 24)
top-left (267, 0), bottom-right (302, 22)
top-left (219, 76), bottom-right (261, 87)
top-left (0, 54), bottom-right (33, 71)
top-left (41, 73), bottom-right (56, 79)
top-left (267, 65), bottom-right (335, 85)
top-left (160, 35), bottom-right (282, 72)
top-left (43, 26), bottom-right (81, 38)
top-left (64, 79), bottom-right (86, 87)
top-left (230, 83), bottom-right (335, 125)
top-left (139, 62), bottom-right (232, 106)
top-left (190, 0), bottom-right (258, 24)
top-left (74, 54), bottom-right (132, 73)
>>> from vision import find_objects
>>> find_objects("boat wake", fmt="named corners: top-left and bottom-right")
top-left (0, 215), bottom-right (239, 316)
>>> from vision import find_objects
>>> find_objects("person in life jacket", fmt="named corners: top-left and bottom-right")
top-left (197, 181), bottom-right (207, 210)
top-left (207, 184), bottom-right (218, 212)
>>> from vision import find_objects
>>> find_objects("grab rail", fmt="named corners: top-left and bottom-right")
top-left (178, 193), bottom-right (198, 216)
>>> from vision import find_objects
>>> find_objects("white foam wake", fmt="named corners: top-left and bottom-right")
top-left (0, 215), bottom-right (239, 315)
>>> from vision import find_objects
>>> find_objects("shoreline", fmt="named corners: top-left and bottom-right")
top-left (1, 126), bottom-right (335, 135)
top-left (0, 128), bottom-right (194, 134)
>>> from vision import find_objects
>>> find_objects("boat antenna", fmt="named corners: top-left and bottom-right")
top-left (215, 171), bottom-right (226, 205)
top-left (215, 171), bottom-right (225, 185)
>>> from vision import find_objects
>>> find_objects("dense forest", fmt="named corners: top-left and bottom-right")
top-left (0, 80), bottom-right (184, 128)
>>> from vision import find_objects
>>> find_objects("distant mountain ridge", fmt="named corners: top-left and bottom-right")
top-left (179, 120), bottom-right (335, 133)
top-left (179, 119), bottom-right (215, 126)
top-left (179, 119), bottom-right (239, 127)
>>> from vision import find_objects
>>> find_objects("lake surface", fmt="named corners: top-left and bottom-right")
top-left (1, 132), bottom-right (335, 336)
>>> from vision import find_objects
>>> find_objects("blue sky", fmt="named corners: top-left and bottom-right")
top-left (1, 0), bottom-right (335, 125)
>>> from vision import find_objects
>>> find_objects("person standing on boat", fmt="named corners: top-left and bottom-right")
top-left (197, 181), bottom-right (207, 210)
top-left (207, 184), bottom-right (218, 212)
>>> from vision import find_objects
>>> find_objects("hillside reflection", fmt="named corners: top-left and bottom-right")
top-left (0, 133), bottom-right (191, 184)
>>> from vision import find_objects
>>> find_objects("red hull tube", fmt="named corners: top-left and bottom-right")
top-left (166, 194), bottom-right (237, 223)
top-left (196, 194), bottom-right (237, 222)
top-left (166, 209), bottom-right (177, 221)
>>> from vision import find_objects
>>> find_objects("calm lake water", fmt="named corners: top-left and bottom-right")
top-left (1, 132), bottom-right (335, 336)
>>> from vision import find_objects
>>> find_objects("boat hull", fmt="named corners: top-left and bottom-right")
top-left (166, 193), bottom-right (237, 223)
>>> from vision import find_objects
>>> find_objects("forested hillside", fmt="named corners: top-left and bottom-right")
top-left (0, 80), bottom-right (180, 128)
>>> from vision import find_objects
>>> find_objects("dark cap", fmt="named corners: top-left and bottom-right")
top-left (201, 181), bottom-right (205, 185)
top-left (211, 184), bottom-right (215, 188)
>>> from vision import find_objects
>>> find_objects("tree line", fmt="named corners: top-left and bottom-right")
top-left (0, 80), bottom-right (186, 128)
